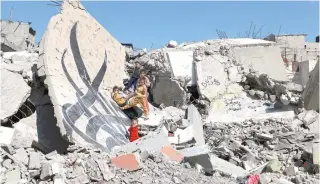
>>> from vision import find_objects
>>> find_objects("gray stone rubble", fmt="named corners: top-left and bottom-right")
top-left (0, 0), bottom-right (319, 184)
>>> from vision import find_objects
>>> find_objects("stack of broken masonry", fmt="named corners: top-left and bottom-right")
top-left (1, 0), bottom-right (319, 184)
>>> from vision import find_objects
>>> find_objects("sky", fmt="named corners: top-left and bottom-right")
top-left (1, 1), bottom-right (319, 50)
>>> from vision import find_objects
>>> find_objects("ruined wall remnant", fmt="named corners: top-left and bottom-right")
top-left (1, 20), bottom-right (36, 52)
top-left (232, 45), bottom-right (289, 82)
top-left (303, 61), bottom-right (319, 112)
top-left (38, 0), bottom-right (130, 152)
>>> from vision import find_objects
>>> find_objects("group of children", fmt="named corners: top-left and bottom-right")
top-left (111, 62), bottom-right (151, 142)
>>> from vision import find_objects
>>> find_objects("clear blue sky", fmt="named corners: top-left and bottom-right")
top-left (1, 1), bottom-right (319, 49)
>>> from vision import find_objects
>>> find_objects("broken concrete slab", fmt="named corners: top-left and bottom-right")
top-left (13, 148), bottom-right (29, 166)
top-left (178, 145), bottom-right (210, 157)
top-left (209, 155), bottom-right (248, 178)
top-left (166, 50), bottom-right (196, 86)
top-left (152, 76), bottom-right (187, 107)
top-left (111, 129), bottom-right (169, 155)
top-left (187, 105), bottom-right (205, 146)
top-left (302, 110), bottom-right (318, 126)
top-left (232, 45), bottom-right (289, 82)
top-left (195, 55), bottom-right (228, 101)
top-left (38, 0), bottom-right (131, 152)
top-left (11, 120), bottom-right (37, 149)
top-left (302, 61), bottom-right (319, 111)
top-left (1, 68), bottom-right (31, 122)
top-left (0, 126), bottom-right (14, 145)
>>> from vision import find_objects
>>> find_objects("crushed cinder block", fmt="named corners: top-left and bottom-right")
top-left (28, 152), bottom-right (41, 170)
top-left (111, 153), bottom-right (141, 171)
top-left (161, 145), bottom-right (183, 163)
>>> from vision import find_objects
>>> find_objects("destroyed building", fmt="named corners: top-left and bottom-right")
top-left (0, 0), bottom-right (319, 184)
top-left (1, 20), bottom-right (36, 52)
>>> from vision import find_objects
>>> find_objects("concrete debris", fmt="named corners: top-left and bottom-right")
top-left (0, 0), bottom-right (319, 183)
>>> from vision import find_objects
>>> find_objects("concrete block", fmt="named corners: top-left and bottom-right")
top-left (232, 45), bottom-right (288, 82)
top-left (1, 68), bottom-right (31, 122)
top-left (13, 148), bottom-right (29, 166)
top-left (210, 155), bottom-right (247, 178)
top-left (40, 162), bottom-right (53, 180)
top-left (0, 126), bottom-right (14, 145)
top-left (160, 145), bottom-right (183, 163)
top-left (178, 145), bottom-right (209, 157)
top-left (195, 55), bottom-right (228, 101)
top-left (166, 50), bottom-right (195, 85)
top-left (111, 153), bottom-right (141, 171)
top-left (51, 162), bottom-right (60, 175)
top-left (302, 110), bottom-right (318, 126)
top-left (11, 121), bottom-right (37, 149)
top-left (38, 0), bottom-right (130, 152)
top-left (5, 168), bottom-right (21, 184)
top-left (28, 152), bottom-right (41, 170)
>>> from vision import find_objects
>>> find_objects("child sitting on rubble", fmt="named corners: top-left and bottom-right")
top-left (111, 86), bottom-right (134, 107)
top-left (128, 118), bottom-right (139, 142)
top-left (120, 79), bottom-right (149, 119)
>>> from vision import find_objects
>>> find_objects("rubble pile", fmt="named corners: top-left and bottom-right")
top-left (1, 0), bottom-right (319, 184)
top-left (204, 110), bottom-right (320, 184)
top-left (0, 144), bottom-right (238, 184)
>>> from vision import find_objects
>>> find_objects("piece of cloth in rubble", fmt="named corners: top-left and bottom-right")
top-left (246, 174), bottom-right (259, 184)
top-left (128, 125), bottom-right (139, 142)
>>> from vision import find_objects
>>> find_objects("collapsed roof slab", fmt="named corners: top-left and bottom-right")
top-left (303, 61), bottom-right (319, 111)
top-left (38, 0), bottom-right (130, 152)
top-left (1, 68), bottom-right (31, 122)
top-left (166, 50), bottom-right (196, 86)
top-left (232, 45), bottom-right (289, 82)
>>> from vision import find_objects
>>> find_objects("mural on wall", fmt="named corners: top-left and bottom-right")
top-left (61, 22), bottom-right (131, 152)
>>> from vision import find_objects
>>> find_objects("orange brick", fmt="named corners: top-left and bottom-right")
top-left (161, 145), bottom-right (183, 163)
top-left (111, 153), bottom-right (140, 171)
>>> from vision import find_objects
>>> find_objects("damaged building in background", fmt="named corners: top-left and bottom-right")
top-left (0, 0), bottom-right (319, 184)
top-left (1, 20), bottom-right (36, 52)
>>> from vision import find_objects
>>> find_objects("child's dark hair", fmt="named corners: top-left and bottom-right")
top-left (113, 86), bottom-right (119, 92)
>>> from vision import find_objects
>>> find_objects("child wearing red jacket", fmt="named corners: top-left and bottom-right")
top-left (128, 119), bottom-right (139, 142)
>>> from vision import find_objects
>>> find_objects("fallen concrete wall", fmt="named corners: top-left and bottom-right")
top-left (232, 46), bottom-right (289, 82)
top-left (37, 0), bottom-right (130, 152)
top-left (303, 60), bottom-right (319, 111)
